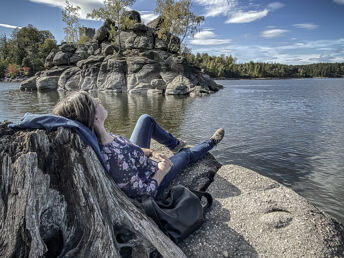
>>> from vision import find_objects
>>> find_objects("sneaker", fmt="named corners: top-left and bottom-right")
top-left (171, 139), bottom-right (187, 153)
top-left (211, 128), bottom-right (225, 145)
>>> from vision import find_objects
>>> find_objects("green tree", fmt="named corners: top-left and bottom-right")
top-left (62, 0), bottom-right (81, 43)
top-left (39, 38), bottom-right (57, 59)
top-left (155, 0), bottom-right (203, 52)
top-left (0, 25), bottom-right (56, 77)
top-left (87, 0), bottom-right (136, 53)
top-left (0, 34), bottom-right (9, 60)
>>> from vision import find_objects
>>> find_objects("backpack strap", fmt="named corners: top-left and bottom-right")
top-left (190, 190), bottom-right (213, 211)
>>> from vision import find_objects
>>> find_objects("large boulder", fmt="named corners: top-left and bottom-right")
top-left (166, 55), bottom-right (186, 73)
top-left (160, 71), bottom-right (178, 85)
top-left (59, 42), bottom-right (76, 53)
top-left (79, 62), bottom-right (102, 91)
top-left (154, 33), bottom-right (180, 53)
top-left (150, 142), bottom-right (344, 257)
top-left (165, 75), bottom-right (193, 95)
top-left (76, 55), bottom-right (105, 68)
top-left (101, 42), bottom-right (115, 56)
top-left (122, 10), bottom-right (141, 23)
top-left (36, 76), bottom-right (59, 91)
top-left (97, 57), bottom-right (127, 91)
top-left (131, 23), bottom-right (148, 32)
top-left (151, 78), bottom-right (166, 90)
top-left (53, 51), bottom-right (71, 66)
top-left (94, 26), bottom-right (109, 43)
top-left (44, 48), bottom-right (58, 69)
top-left (58, 67), bottom-right (81, 90)
top-left (119, 30), bottom-right (154, 50)
top-left (139, 50), bottom-right (170, 62)
top-left (20, 75), bottom-right (38, 91)
top-left (86, 41), bottom-right (100, 55)
top-left (93, 19), bottom-right (115, 43)
top-left (64, 71), bottom-right (81, 91)
top-left (41, 66), bottom-right (71, 77)
top-left (70, 49), bottom-right (88, 64)
top-left (180, 165), bottom-right (344, 257)
top-left (147, 17), bottom-right (163, 29)
top-left (126, 57), bottom-right (162, 93)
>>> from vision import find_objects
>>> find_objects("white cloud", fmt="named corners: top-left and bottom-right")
top-left (276, 38), bottom-right (344, 50)
top-left (190, 30), bottom-right (231, 45)
top-left (261, 29), bottom-right (288, 38)
top-left (29, 0), bottom-right (107, 19)
top-left (293, 23), bottom-right (319, 30)
top-left (0, 23), bottom-right (22, 29)
top-left (333, 0), bottom-right (344, 4)
top-left (194, 0), bottom-right (237, 17)
top-left (140, 12), bottom-right (158, 24)
top-left (226, 9), bottom-right (269, 23)
top-left (268, 2), bottom-right (285, 10)
top-left (195, 0), bottom-right (275, 24)
top-left (193, 30), bottom-right (216, 39)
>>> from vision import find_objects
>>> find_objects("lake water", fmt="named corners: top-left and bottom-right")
top-left (1, 78), bottom-right (344, 224)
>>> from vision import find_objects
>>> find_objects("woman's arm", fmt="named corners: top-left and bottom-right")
top-left (141, 148), bottom-right (173, 166)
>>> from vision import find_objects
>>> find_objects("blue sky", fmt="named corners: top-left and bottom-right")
top-left (1, 0), bottom-right (344, 64)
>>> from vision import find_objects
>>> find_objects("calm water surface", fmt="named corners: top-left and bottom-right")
top-left (1, 79), bottom-right (344, 224)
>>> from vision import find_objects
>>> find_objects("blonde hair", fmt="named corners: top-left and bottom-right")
top-left (52, 91), bottom-right (96, 131)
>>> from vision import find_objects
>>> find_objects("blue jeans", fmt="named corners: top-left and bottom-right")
top-left (130, 114), bottom-right (214, 194)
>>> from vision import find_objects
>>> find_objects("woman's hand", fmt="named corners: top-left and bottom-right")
top-left (153, 159), bottom-right (173, 184)
top-left (152, 151), bottom-right (173, 166)
top-left (157, 159), bottom-right (172, 173)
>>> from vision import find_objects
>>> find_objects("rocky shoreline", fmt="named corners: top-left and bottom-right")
top-left (19, 11), bottom-right (223, 97)
top-left (0, 76), bottom-right (29, 83)
top-left (1, 122), bottom-right (343, 257)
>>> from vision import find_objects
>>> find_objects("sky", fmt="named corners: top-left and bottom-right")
top-left (1, 0), bottom-right (344, 64)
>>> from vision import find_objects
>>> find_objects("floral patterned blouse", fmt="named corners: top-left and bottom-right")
top-left (100, 133), bottom-right (159, 199)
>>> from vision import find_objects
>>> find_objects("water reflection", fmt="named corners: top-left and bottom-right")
top-left (56, 89), bottom-right (195, 139)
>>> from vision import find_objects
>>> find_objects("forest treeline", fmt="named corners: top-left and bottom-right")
top-left (1, 24), bottom-right (344, 80)
top-left (183, 52), bottom-right (344, 79)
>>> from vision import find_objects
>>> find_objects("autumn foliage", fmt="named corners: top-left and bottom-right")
top-left (4, 64), bottom-right (31, 78)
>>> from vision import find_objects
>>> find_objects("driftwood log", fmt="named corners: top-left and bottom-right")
top-left (0, 122), bottom-right (187, 257)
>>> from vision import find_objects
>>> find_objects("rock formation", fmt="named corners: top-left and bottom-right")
top-left (20, 11), bottom-right (222, 96)
top-left (1, 120), bottom-right (343, 257)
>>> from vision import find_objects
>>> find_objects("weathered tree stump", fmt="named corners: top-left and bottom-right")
top-left (0, 122), bottom-right (186, 257)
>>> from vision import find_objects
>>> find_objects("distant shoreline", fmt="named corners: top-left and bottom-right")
top-left (1, 76), bottom-right (344, 85)
top-left (212, 76), bottom-right (344, 80)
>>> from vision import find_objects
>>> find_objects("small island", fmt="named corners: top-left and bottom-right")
top-left (19, 11), bottom-right (223, 96)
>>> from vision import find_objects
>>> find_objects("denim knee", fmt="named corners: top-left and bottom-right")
top-left (138, 114), bottom-right (153, 123)
top-left (169, 149), bottom-right (191, 169)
